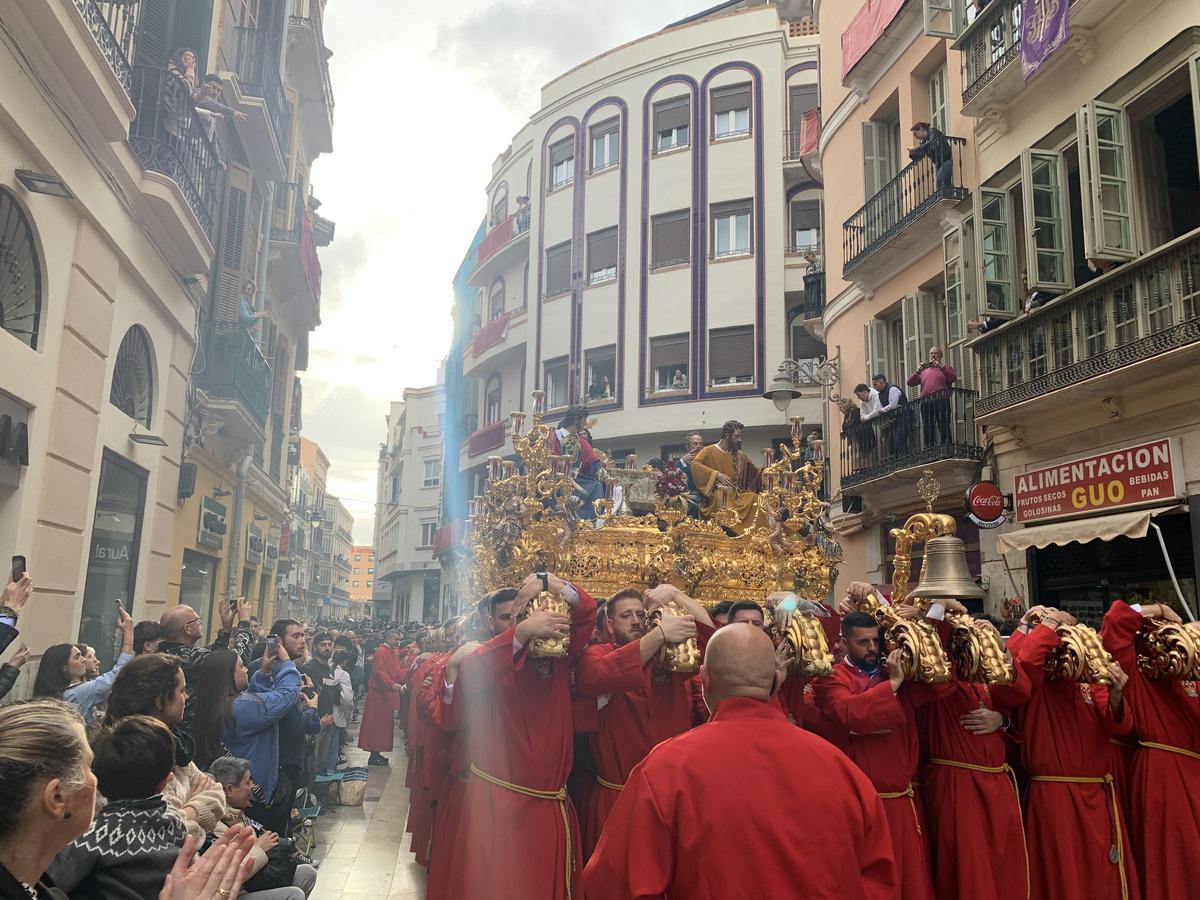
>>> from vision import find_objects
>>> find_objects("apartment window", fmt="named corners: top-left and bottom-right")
top-left (354, 554), bottom-right (361, 561)
top-left (419, 521), bottom-right (437, 547)
top-left (709, 326), bottom-right (754, 386)
top-left (651, 210), bottom-right (690, 269)
top-left (610, 449), bottom-right (636, 469)
top-left (712, 84), bottom-right (751, 139)
top-left (788, 84), bottom-right (818, 131)
top-left (422, 458), bottom-right (440, 488)
top-left (927, 65), bottom-right (948, 135)
top-left (585, 346), bottom-right (616, 401)
top-left (1021, 150), bottom-right (1071, 290)
top-left (484, 374), bottom-right (502, 425)
top-left (978, 190), bottom-right (1015, 316)
top-left (368, 568), bottom-right (374, 574)
top-left (1077, 102), bottom-right (1134, 259)
top-left (590, 119), bottom-right (619, 172)
top-left (548, 137), bottom-right (575, 189)
top-left (488, 279), bottom-right (505, 320)
top-left (790, 200), bottom-right (820, 251)
top-left (389, 476), bottom-right (399, 503)
top-left (587, 228), bottom-right (618, 284)
top-left (654, 96), bottom-right (690, 152)
top-left (544, 356), bottom-right (569, 409)
top-left (712, 200), bottom-right (752, 257)
top-left (901, 292), bottom-right (942, 377)
top-left (864, 319), bottom-right (893, 386)
top-left (491, 186), bottom-right (508, 225)
top-left (546, 242), bottom-right (571, 296)
top-left (367, 580), bottom-right (372, 587)
top-left (650, 334), bottom-right (689, 391)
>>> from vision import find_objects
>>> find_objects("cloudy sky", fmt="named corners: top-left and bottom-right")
top-left (304, 0), bottom-right (708, 542)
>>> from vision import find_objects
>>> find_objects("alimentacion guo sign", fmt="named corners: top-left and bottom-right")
top-left (1014, 439), bottom-right (1182, 524)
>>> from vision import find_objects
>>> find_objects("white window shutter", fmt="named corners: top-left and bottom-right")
top-left (917, 290), bottom-right (941, 361)
top-left (901, 294), bottom-right (920, 378)
top-left (864, 320), bottom-right (889, 383)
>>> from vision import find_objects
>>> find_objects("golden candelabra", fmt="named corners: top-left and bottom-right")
top-left (456, 403), bottom-right (842, 609)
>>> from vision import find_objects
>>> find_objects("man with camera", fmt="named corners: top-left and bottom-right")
top-left (906, 346), bottom-right (957, 448)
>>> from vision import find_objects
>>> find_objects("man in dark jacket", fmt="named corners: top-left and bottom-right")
top-left (909, 121), bottom-right (953, 189)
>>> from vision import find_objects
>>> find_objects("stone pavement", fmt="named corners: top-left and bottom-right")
top-left (307, 718), bottom-right (426, 900)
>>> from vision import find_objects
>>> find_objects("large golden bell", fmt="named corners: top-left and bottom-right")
top-left (907, 536), bottom-right (984, 602)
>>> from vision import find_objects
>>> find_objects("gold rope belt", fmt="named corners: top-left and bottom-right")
top-left (928, 759), bottom-right (1029, 899)
top-left (1139, 740), bottom-right (1200, 762)
top-left (878, 782), bottom-right (921, 836)
top-left (595, 774), bottom-right (625, 792)
top-left (1028, 773), bottom-right (1127, 900)
top-left (471, 764), bottom-right (573, 898)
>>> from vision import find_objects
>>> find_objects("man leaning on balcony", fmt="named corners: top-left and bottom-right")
top-left (908, 122), bottom-right (952, 190)
top-left (907, 347), bottom-right (956, 448)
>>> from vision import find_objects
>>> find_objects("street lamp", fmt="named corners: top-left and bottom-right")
top-left (762, 353), bottom-right (841, 413)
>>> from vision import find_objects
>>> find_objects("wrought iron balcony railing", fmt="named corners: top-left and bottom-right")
top-left (842, 135), bottom-right (968, 276)
top-left (195, 323), bottom-right (272, 426)
top-left (958, 0), bottom-right (1078, 108)
top-left (234, 26), bottom-right (292, 157)
top-left (83, 0), bottom-right (137, 95)
top-left (972, 228), bottom-right (1200, 417)
top-left (129, 65), bottom-right (222, 241)
top-left (803, 271), bottom-right (825, 319)
top-left (271, 181), bottom-right (323, 302)
top-left (840, 387), bottom-right (982, 488)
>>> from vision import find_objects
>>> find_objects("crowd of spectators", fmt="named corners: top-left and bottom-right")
top-left (0, 573), bottom-right (399, 900)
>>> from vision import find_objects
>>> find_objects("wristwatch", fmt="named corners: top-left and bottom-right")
top-left (536, 571), bottom-right (549, 594)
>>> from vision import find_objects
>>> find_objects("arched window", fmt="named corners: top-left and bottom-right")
top-left (491, 184), bottom-right (509, 225)
top-left (0, 187), bottom-right (44, 350)
top-left (488, 278), bottom-right (505, 321)
top-left (110, 325), bottom-right (156, 427)
top-left (484, 373), bottom-right (502, 426)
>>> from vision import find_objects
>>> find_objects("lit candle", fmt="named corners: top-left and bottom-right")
top-left (531, 390), bottom-right (546, 416)
top-left (762, 448), bottom-right (774, 468)
top-left (791, 416), bottom-right (804, 439)
top-left (510, 411), bottom-right (525, 437)
top-left (625, 453), bottom-right (637, 470)
top-left (488, 456), bottom-right (502, 480)
top-left (502, 460), bottom-right (517, 478)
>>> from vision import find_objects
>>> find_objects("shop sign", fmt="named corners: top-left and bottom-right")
top-left (965, 481), bottom-right (1006, 529)
top-left (1014, 438), bottom-right (1181, 523)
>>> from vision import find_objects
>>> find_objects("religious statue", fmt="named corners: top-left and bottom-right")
top-left (686, 420), bottom-right (768, 534)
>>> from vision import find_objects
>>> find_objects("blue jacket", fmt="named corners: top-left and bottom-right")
top-left (221, 660), bottom-right (301, 799)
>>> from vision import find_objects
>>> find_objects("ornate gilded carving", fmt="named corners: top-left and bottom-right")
top-left (518, 591), bottom-right (571, 658)
top-left (1136, 619), bottom-right (1200, 680)
top-left (647, 598), bottom-right (701, 674)
top-left (1026, 612), bottom-right (1114, 684)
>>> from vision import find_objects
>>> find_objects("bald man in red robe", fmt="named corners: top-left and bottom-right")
top-left (815, 610), bottom-right (935, 900)
top-left (575, 584), bottom-right (713, 858)
top-left (915, 603), bottom-right (1032, 900)
top-left (1007, 609), bottom-right (1137, 900)
top-left (440, 572), bottom-right (597, 900)
top-left (1101, 599), bottom-right (1200, 900)
top-left (582, 623), bottom-right (897, 899)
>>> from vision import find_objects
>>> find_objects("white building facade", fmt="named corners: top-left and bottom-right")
top-left (448, 4), bottom-right (827, 542)
top-left (375, 384), bottom-right (446, 623)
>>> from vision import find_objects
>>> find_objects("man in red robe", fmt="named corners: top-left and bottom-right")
top-left (1101, 599), bottom-right (1200, 899)
top-left (357, 629), bottom-right (402, 766)
top-left (581, 623), bottom-right (898, 899)
top-left (575, 584), bottom-right (713, 858)
top-left (440, 571), bottom-right (597, 900)
top-left (1007, 608), bottom-right (1137, 900)
top-left (815, 611), bottom-right (935, 900)
top-left (917, 603), bottom-right (1032, 900)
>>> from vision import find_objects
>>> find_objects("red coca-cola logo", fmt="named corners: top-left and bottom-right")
top-left (965, 482), bottom-right (1004, 523)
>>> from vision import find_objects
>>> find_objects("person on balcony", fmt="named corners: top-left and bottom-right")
top-left (906, 347), bottom-right (957, 448)
top-left (871, 374), bottom-right (909, 457)
top-left (167, 49), bottom-right (245, 142)
top-left (547, 406), bottom-right (608, 522)
top-left (908, 122), bottom-right (952, 190)
top-left (515, 196), bottom-right (531, 233)
top-left (852, 384), bottom-right (881, 466)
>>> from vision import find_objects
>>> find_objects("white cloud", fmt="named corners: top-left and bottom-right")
top-left (304, 0), bottom-right (710, 545)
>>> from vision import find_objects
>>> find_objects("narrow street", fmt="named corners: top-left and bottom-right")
top-left (309, 721), bottom-right (425, 900)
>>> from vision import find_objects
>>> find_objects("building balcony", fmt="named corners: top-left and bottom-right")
top-left (19, 0), bottom-right (137, 141)
top-left (782, 109), bottom-right (820, 188)
top-left (840, 388), bottom-right (983, 509)
top-left (129, 65), bottom-right (222, 270)
top-left (194, 323), bottom-right (272, 433)
top-left (219, 26), bottom-right (290, 181)
top-left (463, 309), bottom-right (528, 378)
top-left (287, 0), bottom-right (334, 155)
top-left (470, 208), bottom-right (532, 286)
top-left (842, 136), bottom-right (969, 287)
top-left (269, 181), bottom-right (322, 329)
top-left (954, 0), bottom-right (1118, 120)
top-left (972, 228), bottom-right (1200, 423)
top-left (465, 419), bottom-right (508, 459)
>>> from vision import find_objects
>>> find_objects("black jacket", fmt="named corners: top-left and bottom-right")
top-left (0, 864), bottom-right (65, 900)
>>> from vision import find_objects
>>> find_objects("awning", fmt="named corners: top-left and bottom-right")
top-left (996, 505), bottom-right (1183, 554)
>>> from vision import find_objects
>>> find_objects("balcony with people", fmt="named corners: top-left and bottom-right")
top-left (287, 0), bottom-right (335, 154)
top-left (843, 124), bottom-right (969, 283)
top-left (471, 193), bottom-right (533, 285)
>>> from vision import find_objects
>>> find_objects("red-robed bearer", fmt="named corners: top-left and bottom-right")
top-left (440, 571), bottom-right (597, 900)
top-left (582, 623), bottom-right (898, 899)
top-left (358, 629), bottom-right (403, 766)
top-left (1101, 599), bottom-right (1200, 900)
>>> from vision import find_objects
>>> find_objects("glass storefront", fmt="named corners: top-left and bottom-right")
top-left (79, 451), bottom-right (147, 670)
top-left (180, 549), bottom-right (218, 641)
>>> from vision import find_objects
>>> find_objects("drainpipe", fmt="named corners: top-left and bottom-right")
top-left (224, 453), bottom-right (253, 604)
top-left (254, 182), bottom-right (275, 323)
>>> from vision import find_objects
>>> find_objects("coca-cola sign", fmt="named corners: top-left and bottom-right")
top-left (965, 481), bottom-right (1005, 529)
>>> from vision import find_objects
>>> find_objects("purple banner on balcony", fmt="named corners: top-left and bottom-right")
top-left (1020, 0), bottom-right (1070, 80)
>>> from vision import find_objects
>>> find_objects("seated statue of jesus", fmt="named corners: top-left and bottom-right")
top-left (687, 420), bottom-right (768, 535)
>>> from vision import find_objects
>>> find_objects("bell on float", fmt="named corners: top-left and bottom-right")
top-left (907, 535), bottom-right (984, 602)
